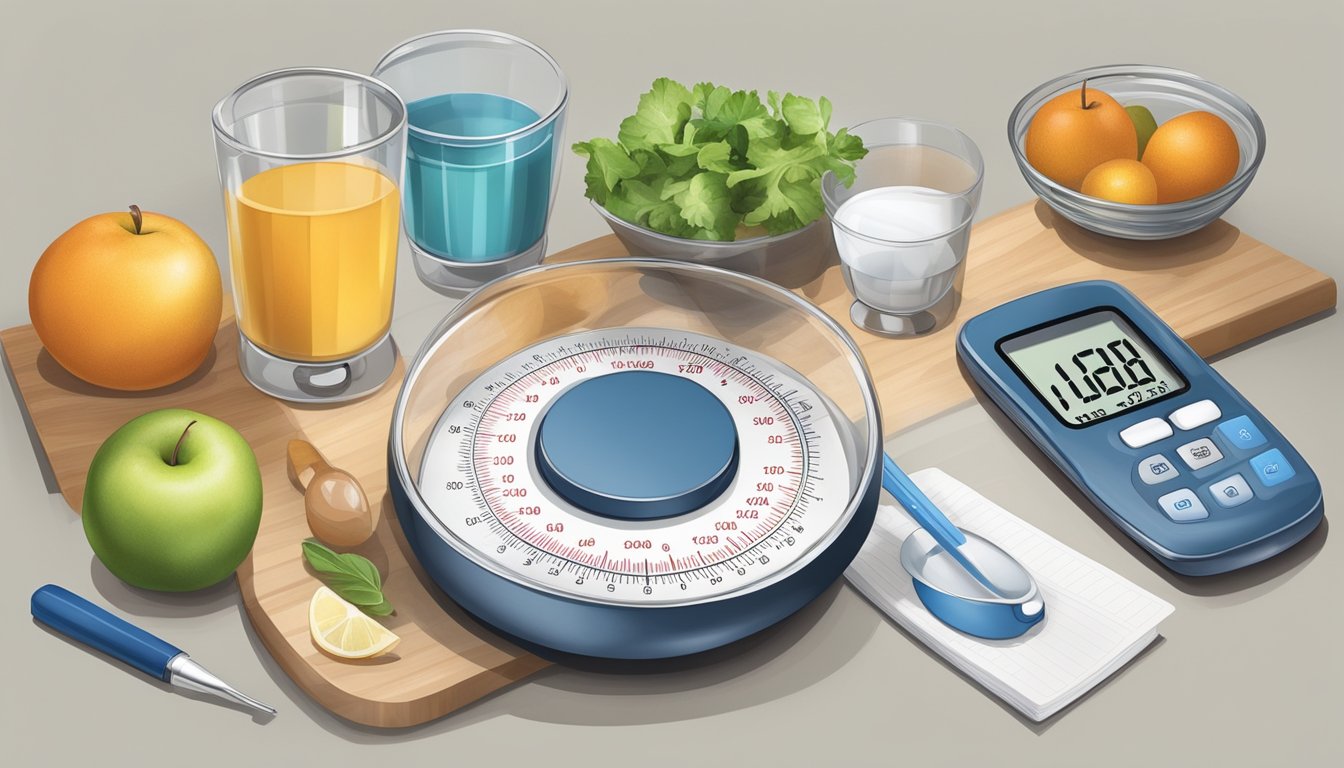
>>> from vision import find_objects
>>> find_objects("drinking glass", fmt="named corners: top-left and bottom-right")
top-left (822, 118), bottom-right (984, 336)
top-left (373, 30), bottom-right (568, 295)
top-left (213, 68), bottom-right (406, 402)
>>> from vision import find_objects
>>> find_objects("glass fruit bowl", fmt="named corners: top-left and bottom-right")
top-left (1008, 64), bottom-right (1265, 240)
top-left (591, 201), bottom-right (835, 288)
top-left (387, 258), bottom-right (881, 658)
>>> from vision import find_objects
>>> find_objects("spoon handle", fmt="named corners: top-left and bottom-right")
top-left (881, 455), bottom-right (1006, 596)
top-left (287, 438), bottom-right (334, 490)
top-left (881, 454), bottom-right (966, 551)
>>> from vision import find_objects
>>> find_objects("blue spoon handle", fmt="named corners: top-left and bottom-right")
top-left (881, 454), bottom-right (966, 551)
top-left (31, 584), bottom-right (181, 681)
top-left (881, 455), bottom-right (1008, 594)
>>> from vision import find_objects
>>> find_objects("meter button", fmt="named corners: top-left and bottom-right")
top-left (1249, 449), bottom-right (1296, 488)
top-left (1138, 454), bottom-right (1180, 485)
top-left (1120, 418), bottom-right (1173, 449)
top-left (1217, 415), bottom-right (1267, 451)
top-left (1176, 438), bottom-right (1223, 470)
top-left (1158, 488), bottom-right (1209, 522)
top-left (1209, 475), bottom-right (1254, 508)
top-left (1169, 400), bottom-right (1221, 430)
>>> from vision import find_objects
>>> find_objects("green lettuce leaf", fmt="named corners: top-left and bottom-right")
top-left (618, 77), bottom-right (694, 150)
top-left (780, 92), bottom-right (825, 135)
top-left (572, 138), bottom-right (639, 204)
top-left (576, 78), bottom-right (867, 241)
top-left (696, 141), bottom-right (736, 174)
top-left (674, 172), bottom-right (736, 240)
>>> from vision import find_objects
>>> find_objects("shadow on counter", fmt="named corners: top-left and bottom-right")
top-left (237, 575), bottom-right (880, 742)
top-left (30, 618), bottom-right (276, 725)
top-left (1032, 199), bottom-right (1240, 270)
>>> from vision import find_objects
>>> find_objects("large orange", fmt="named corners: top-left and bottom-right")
top-left (29, 207), bottom-right (222, 391)
top-left (1141, 111), bottom-right (1240, 203)
top-left (1025, 84), bottom-right (1138, 191)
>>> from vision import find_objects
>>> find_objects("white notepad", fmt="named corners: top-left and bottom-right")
top-left (845, 468), bottom-right (1174, 722)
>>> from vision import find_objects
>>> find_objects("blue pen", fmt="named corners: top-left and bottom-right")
top-left (31, 584), bottom-right (276, 716)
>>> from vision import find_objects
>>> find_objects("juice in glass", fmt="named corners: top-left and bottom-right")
top-left (226, 161), bottom-right (400, 362)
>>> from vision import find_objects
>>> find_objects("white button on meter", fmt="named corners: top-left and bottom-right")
top-left (1169, 399), bottom-right (1222, 431)
top-left (1138, 454), bottom-right (1180, 485)
top-left (1210, 474), bottom-right (1254, 508)
top-left (1120, 417), bottom-right (1173, 449)
top-left (1158, 488), bottom-right (1209, 522)
top-left (1177, 438), bottom-right (1224, 470)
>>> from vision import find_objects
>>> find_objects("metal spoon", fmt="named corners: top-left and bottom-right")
top-left (287, 439), bottom-right (377, 547)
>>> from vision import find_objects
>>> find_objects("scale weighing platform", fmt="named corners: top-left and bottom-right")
top-left (958, 280), bottom-right (1323, 576)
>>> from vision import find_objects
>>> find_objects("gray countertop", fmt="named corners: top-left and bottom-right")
top-left (2, 1), bottom-right (1340, 765)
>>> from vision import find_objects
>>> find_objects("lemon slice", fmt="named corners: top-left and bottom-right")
top-left (308, 586), bottom-right (400, 659)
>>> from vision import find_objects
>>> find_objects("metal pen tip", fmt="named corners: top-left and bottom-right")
top-left (225, 689), bottom-right (279, 717)
top-left (167, 654), bottom-right (277, 717)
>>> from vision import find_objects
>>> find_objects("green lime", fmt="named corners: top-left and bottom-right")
top-left (1126, 105), bottom-right (1159, 160)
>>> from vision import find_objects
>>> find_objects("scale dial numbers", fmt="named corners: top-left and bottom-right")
top-left (418, 329), bottom-right (854, 606)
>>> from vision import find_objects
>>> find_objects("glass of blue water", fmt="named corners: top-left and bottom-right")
top-left (373, 30), bottom-right (567, 295)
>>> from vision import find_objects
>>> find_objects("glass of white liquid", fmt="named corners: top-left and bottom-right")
top-left (823, 119), bottom-right (984, 336)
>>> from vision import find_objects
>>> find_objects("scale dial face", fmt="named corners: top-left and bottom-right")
top-left (418, 328), bottom-right (858, 606)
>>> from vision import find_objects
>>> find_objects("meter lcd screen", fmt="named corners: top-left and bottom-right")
top-left (999, 309), bottom-right (1188, 428)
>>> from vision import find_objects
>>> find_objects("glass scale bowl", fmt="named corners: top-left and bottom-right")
top-left (388, 259), bottom-right (883, 659)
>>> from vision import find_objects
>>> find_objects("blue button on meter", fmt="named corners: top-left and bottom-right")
top-left (1218, 415), bottom-right (1267, 451)
top-left (1250, 449), bottom-right (1296, 487)
top-left (957, 281), bottom-right (1323, 576)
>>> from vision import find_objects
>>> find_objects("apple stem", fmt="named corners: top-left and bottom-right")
top-left (128, 205), bottom-right (143, 235)
top-left (1080, 80), bottom-right (1098, 110)
top-left (169, 420), bottom-right (197, 467)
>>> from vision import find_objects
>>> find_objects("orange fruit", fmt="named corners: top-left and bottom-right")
top-left (29, 207), bottom-right (222, 391)
top-left (1081, 159), bottom-right (1159, 205)
top-left (1140, 111), bottom-right (1240, 203)
top-left (1025, 84), bottom-right (1138, 190)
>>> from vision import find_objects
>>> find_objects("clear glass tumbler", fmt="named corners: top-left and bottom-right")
top-left (213, 68), bottom-right (407, 402)
top-left (822, 118), bottom-right (984, 337)
top-left (372, 30), bottom-right (568, 296)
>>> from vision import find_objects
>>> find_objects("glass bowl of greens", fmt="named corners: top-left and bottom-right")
top-left (575, 78), bottom-right (866, 288)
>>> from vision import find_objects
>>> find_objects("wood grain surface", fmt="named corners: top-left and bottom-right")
top-left (1, 200), bottom-right (1334, 727)
top-left (554, 201), bottom-right (1337, 435)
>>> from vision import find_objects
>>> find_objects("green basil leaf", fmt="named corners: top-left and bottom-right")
top-left (302, 538), bottom-right (393, 613)
top-left (361, 599), bottom-right (395, 617)
top-left (317, 574), bottom-right (384, 605)
top-left (339, 552), bottom-right (382, 591)
top-left (301, 539), bottom-right (348, 575)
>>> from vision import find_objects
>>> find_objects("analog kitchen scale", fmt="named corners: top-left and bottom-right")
top-left (389, 259), bottom-right (884, 659)
top-left (957, 280), bottom-right (1323, 576)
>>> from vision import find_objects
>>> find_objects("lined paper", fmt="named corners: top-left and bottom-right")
top-left (846, 468), bottom-right (1174, 721)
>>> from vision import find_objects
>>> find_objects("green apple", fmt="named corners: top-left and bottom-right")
top-left (1125, 104), bottom-right (1159, 160)
top-left (82, 408), bottom-right (262, 591)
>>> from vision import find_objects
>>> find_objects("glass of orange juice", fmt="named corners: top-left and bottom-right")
top-left (213, 68), bottom-right (407, 402)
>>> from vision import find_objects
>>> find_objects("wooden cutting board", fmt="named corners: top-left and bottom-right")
top-left (1, 201), bottom-right (1334, 727)
top-left (1, 314), bottom-right (551, 727)
top-left (554, 201), bottom-right (1338, 432)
